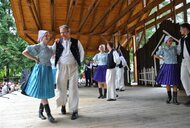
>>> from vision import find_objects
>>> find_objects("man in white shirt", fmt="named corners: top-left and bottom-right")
top-left (106, 43), bottom-right (120, 101)
top-left (53, 25), bottom-right (84, 119)
top-left (178, 23), bottom-right (190, 106)
top-left (115, 49), bottom-right (128, 91)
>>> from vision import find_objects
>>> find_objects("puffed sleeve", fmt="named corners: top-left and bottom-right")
top-left (156, 47), bottom-right (164, 57)
top-left (93, 54), bottom-right (98, 61)
top-left (26, 44), bottom-right (41, 56)
top-left (176, 39), bottom-right (181, 55)
top-left (113, 51), bottom-right (120, 65)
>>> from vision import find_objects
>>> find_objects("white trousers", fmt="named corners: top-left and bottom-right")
top-left (115, 67), bottom-right (125, 90)
top-left (181, 59), bottom-right (190, 96)
top-left (106, 68), bottom-right (116, 99)
top-left (56, 63), bottom-right (79, 113)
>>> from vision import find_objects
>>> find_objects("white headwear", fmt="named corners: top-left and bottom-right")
top-left (164, 36), bottom-right (171, 43)
top-left (37, 30), bottom-right (48, 42)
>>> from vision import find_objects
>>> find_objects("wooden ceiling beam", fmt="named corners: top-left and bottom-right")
top-left (27, 0), bottom-right (41, 29)
top-left (111, 0), bottom-right (125, 35)
top-left (89, 0), bottom-right (121, 33)
top-left (66, 0), bottom-right (77, 25)
top-left (136, 2), bottom-right (190, 33)
top-left (77, 0), bottom-right (86, 40)
top-left (17, 0), bottom-right (26, 30)
top-left (112, 0), bottom-right (164, 34)
top-left (86, 0), bottom-right (101, 50)
top-left (50, 0), bottom-right (55, 31)
top-left (128, 0), bottom-right (184, 33)
top-left (99, 0), bottom-right (141, 34)
top-left (77, 0), bottom-right (100, 32)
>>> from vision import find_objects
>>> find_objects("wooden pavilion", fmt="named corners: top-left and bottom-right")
top-left (10, 0), bottom-right (190, 82)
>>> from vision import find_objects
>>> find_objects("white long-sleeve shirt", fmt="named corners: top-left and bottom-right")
top-left (120, 56), bottom-right (127, 67)
top-left (52, 38), bottom-right (84, 65)
top-left (112, 50), bottom-right (120, 65)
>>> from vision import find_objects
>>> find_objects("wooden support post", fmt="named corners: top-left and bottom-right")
top-left (132, 35), bottom-right (138, 82)
top-left (183, 0), bottom-right (188, 22)
top-left (172, 0), bottom-right (177, 23)
top-left (143, 22), bottom-right (146, 44)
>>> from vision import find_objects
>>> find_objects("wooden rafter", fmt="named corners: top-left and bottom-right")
top-left (86, 1), bottom-right (100, 50)
top-left (18, 0), bottom-right (26, 30)
top-left (66, 0), bottom-right (77, 25)
top-left (99, 0), bottom-right (141, 34)
top-left (27, 0), bottom-right (41, 29)
top-left (89, 0), bottom-right (121, 33)
top-left (50, 0), bottom-right (55, 31)
top-left (136, 2), bottom-right (190, 33)
top-left (77, 0), bottom-right (100, 32)
top-left (128, 0), bottom-right (184, 33)
top-left (112, 0), bottom-right (164, 34)
top-left (25, 34), bottom-right (37, 44)
top-left (77, 0), bottom-right (86, 40)
top-left (111, 0), bottom-right (125, 34)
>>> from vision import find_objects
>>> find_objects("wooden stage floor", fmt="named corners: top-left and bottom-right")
top-left (0, 86), bottom-right (190, 128)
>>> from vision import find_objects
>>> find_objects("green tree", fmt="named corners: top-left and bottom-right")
top-left (0, 0), bottom-right (34, 80)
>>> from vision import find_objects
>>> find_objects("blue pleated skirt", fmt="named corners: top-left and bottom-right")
top-left (25, 64), bottom-right (55, 99)
top-left (93, 65), bottom-right (107, 82)
top-left (156, 64), bottom-right (180, 86)
top-left (52, 68), bottom-right (57, 84)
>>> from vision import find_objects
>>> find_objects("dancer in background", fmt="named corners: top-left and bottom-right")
top-left (115, 48), bottom-right (128, 91)
top-left (84, 59), bottom-right (92, 87)
top-left (178, 23), bottom-right (190, 106)
top-left (106, 42), bottom-right (120, 101)
top-left (22, 30), bottom-right (55, 123)
top-left (154, 36), bottom-right (180, 105)
top-left (93, 44), bottom-right (108, 99)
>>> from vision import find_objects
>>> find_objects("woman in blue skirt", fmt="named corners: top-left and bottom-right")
top-left (22, 30), bottom-right (55, 123)
top-left (93, 44), bottom-right (108, 99)
top-left (154, 36), bottom-right (181, 105)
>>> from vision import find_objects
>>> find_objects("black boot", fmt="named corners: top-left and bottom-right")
top-left (44, 104), bottom-right (55, 123)
top-left (98, 88), bottom-right (103, 99)
top-left (61, 105), bottom-right (66, 115)
top-left (71, 111), bottom-right (78, 120)
top-left (173, 92), bottom-right (180, 105)
top-left (166, 91), bottom-right (172, 104)
top-left (103, 89), bottom-right (107, 99)
top-left (184, 96), bottom-right (190, 106)
top-left (39, 103), bottom-right (46, 120)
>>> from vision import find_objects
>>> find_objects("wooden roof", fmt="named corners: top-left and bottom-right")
top-left (10, 0), bottom-right (188, 55)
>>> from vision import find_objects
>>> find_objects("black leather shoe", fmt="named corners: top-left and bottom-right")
top-left (107, 99), bottom-right (116, 101)
top-left (61, 106), bottom-right (66, 115)
top-left (71, 111), bottom-right (78, 120)
top-left (184, 100), bottom-right (190, 106)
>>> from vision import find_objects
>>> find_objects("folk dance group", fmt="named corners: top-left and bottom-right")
top-left (21, 23), bottom-right (190, 123)
top-left (22, 24), bottom-right (127, 123)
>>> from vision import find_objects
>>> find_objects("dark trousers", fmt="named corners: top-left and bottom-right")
top-left (85, 71), bottom-right (91, 86)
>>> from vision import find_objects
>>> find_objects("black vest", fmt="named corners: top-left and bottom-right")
top-left (107, 49), bottom-right (116, 69)
top-left (55, 38), bottom-right (81, 66)
top-left (181, 33), bottom-right (190, 59)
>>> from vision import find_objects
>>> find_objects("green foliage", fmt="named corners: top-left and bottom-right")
top-left (0, 0), bottom-right (34, 80)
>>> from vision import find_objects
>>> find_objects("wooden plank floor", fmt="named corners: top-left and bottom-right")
top-left (0, 86), bottom-right (190, 128)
